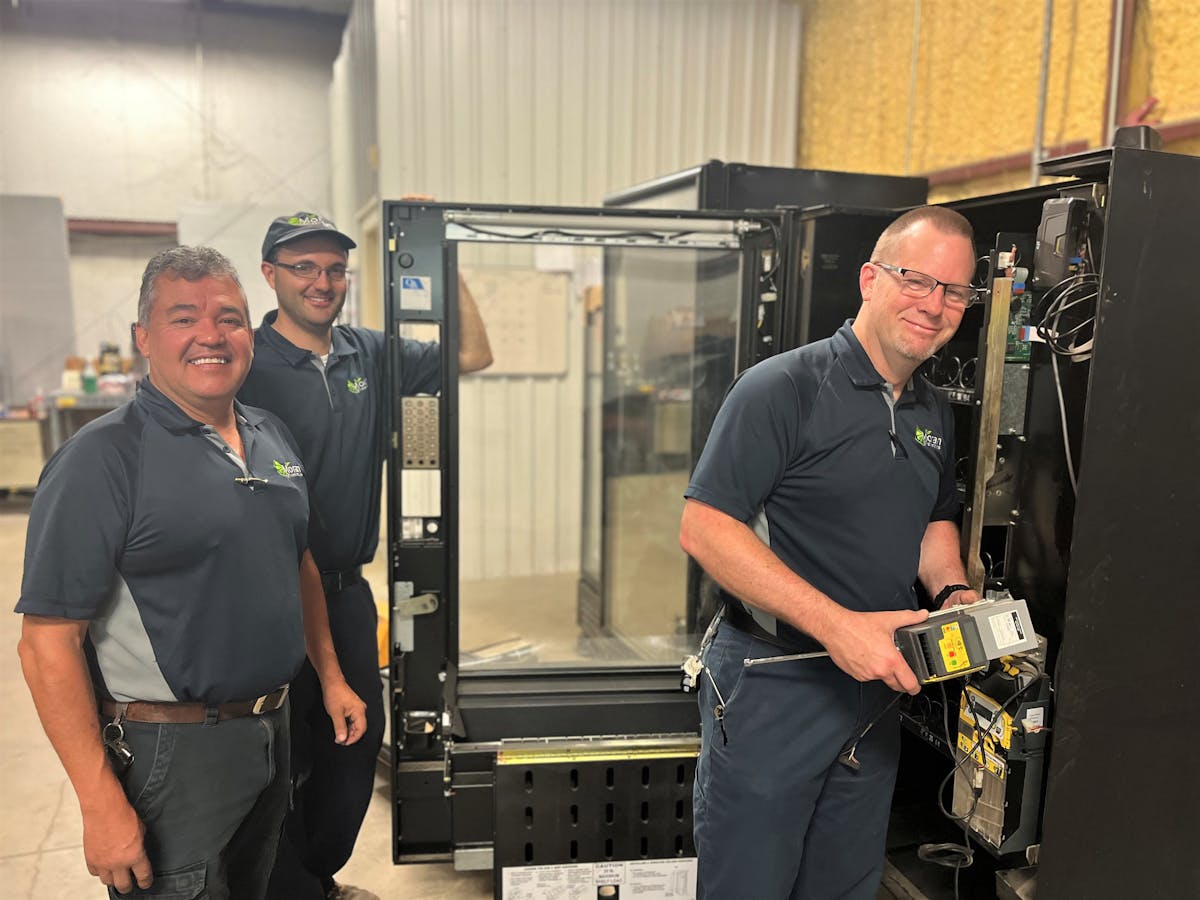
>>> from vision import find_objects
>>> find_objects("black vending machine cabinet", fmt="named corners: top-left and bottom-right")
top-left (880, 143), bottom-right (1200, 900)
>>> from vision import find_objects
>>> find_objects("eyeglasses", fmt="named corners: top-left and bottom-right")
top-left (273, 261), bottom-right (349, 283)
top-left (870, 261), bottom-right (982, 309)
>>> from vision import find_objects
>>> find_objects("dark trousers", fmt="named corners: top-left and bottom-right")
top-left (107, 704), bottom-right (290, 899)
top-left (693, 624), bottom-right (901, 900)
top-left (266, 579), bottom-right (386, 899)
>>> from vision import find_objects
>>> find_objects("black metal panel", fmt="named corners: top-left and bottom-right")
top-left (604, 160), bottom-right (928, 213)
top-left (1038, 148), bottom-right (1200, 898)
top-left (493, 758), bottom-right (695, 870)
top-left (784, 206), bottom-right (897, 350)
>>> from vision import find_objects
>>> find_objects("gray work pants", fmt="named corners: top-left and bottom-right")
top-left (105, 703), bottom-right (290, 899)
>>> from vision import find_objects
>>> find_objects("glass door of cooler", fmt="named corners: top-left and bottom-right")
top-left (383, 202), bottom-right (784, 860)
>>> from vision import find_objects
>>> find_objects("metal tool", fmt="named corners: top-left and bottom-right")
top-left (743, 650), bottom-right (830, 668)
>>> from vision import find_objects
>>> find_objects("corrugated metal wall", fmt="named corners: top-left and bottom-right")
top-left (332, 0), bottom-right (802, 579)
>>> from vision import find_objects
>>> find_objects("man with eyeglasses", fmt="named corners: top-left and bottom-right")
top-left (240, 212), bottom-right (492, 900)
top-left (681, 206), bottom-right (981, 899)
top-left (16, 246), bottom-right (365, 898)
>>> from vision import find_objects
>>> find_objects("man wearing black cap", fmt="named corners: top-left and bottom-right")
top-left (240, 212), bottom-right (492, 900)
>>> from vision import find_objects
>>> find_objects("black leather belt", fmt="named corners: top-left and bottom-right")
top-left (723, 601), bottom-right (823, 654)
top-left (321, 566), bottom-right (363, 595)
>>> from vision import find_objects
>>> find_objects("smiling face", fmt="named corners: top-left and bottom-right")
top-left (854, 220), bottom-right (976, 384)
top-left (261, 233), bottom-right (349, 342)
top-left (134, 273), bottom-right (253, 422)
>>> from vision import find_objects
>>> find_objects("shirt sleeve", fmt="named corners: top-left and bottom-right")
top-left (684, 360), bottom-right (804, 524)
top-left (400, 336), bottom-right (441, 395)
top-left (929, 397), bottom-right (961, 521)
top-left (16, 430), bottom-right (134, 619)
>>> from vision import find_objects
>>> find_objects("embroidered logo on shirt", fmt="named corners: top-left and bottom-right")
top-left (914, 427), bottom-right (944, 451)
top-left (347, 376), bottom-right (368, 394)
top-left (272, 460), bottom-right (304, 478)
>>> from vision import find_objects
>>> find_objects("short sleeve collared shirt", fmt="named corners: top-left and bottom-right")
top-left (17, 378), bottom-right (309, 704)
top-left (685, 321), bottom-right (959, 645)
top-left (238, 312), bottom-right (440, 571)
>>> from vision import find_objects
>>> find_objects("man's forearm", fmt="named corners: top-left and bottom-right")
top-left (457, 275), bottom-right (493, 374)
top-left (918, 519), bottom-right (975, 601)
top-left (679, 499), bottom-right (846, 643)
top-left (18, 617), bottom-right (128, 813)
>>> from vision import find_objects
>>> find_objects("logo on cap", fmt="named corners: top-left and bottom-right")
top-left (288, 214), bottom-right (330, 227)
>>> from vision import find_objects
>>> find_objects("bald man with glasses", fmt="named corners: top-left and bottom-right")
top-left (681, 207), bottom-right (982, 899)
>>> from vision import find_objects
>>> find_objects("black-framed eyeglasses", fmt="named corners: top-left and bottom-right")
top-left (273, 261), bottom-right (349, 283)
top-left (870, 261), bottom-right (982, 309)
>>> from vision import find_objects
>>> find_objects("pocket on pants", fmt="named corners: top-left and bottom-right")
top-left (107, 860), bottom-right (206, 899)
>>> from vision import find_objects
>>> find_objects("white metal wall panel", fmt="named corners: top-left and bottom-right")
top-left (335, 0), bottom-right (802, 578)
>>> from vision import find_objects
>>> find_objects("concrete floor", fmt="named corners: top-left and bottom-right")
top-left (0, 500), bottom-right (490, 899)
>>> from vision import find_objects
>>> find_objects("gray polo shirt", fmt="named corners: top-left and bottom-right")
top-left (238, 312), bottom-right (440, 573)
top-left (685, 321), bottom-right (959, 647)
top-left (17, 378), bottom-right (309, 704)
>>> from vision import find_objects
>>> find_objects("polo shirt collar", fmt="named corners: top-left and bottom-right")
top-left (256, 310), bottom-right (360, 367)
top-left (135, 377), bottom-right (263, 433)
top-left (832, 320), bottom-right (886, 388)
top-left (833, 319), bottom-right (920, 398)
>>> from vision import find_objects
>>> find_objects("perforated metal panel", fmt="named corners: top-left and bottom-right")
top-left (494, 758), bottom-right (696, 870)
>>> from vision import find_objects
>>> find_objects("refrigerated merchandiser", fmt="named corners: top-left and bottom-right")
top-left (383, 136), bottom-right (1200, 900)
top-left (383, 203), bottom-right (786, 897)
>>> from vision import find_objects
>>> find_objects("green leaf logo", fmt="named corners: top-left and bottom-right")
top-left (272, 460), bottom-right (303, 478)
top-left (347, 376), bottom-right (368, 394)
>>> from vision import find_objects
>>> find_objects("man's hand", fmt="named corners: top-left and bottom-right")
top-left (819, 607), bottom-right (929, 695)
top-left (322, 679), bottom-right (367, 746)
top-left (82, 793), bottom-right (152, 894)
top-left (939, 588), bottom-right (981, 609)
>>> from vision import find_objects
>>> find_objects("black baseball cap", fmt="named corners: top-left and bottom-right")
top-left (261, 212), bottom-right (357, 260)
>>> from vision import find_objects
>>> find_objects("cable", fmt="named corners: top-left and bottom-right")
top-left (918, 673), bottom-right (1039, 898)
top-left (1051, 353), bottom-right (1079, 493)
top-left (451, 221), bottom-right (702, 244)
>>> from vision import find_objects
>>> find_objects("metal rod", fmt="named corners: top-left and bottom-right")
top-left (903, 0), bottom-right (922, 176)
top-left (1105, 0), bottom-right (1127, 144)
top-left (1032, 0), bottom-right (1054, 186)
top-left (743, 650), bottom-right (830, 669)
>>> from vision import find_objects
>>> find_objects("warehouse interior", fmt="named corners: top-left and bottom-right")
top-left (2, 1), bottom-right (1199, 898)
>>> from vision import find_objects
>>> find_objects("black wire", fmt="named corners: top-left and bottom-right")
top-left (918, 673), bottom-right (1040, 897)
top-left (452, 221), bottom-right (702, 243)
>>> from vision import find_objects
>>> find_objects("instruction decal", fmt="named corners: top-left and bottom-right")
top-left (400, 275), bottom-right (433, 310)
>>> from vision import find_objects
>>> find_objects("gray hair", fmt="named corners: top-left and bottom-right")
top-left (137, 246), bottom-right (247, 327)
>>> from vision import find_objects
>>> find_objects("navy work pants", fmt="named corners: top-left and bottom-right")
top-left (266, 579), bottom-right (386, 899)
top-left (106, 704), bottom-right (290, 899)
top-left (694, 623), bottom-right (901, 900)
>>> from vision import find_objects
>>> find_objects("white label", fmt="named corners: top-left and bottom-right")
top-left (987, 610), bottom-right (1025, 650)
top-left (400, 274), bottom-right (432, 310)
top-left (502, 859), bottom-right (696, 899)
top-left (1022, 706), bottom-right (1046, 731)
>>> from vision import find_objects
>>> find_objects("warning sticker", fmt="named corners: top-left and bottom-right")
top-left (501, 858), bottom-right (696, 899)
top-left (987, 610), bottom-right (1026, 650)
top-left (400, 275), bottom-right (432, 310)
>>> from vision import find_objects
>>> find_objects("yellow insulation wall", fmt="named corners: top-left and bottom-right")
top-left (798, 0), bottom-right (1199, 201)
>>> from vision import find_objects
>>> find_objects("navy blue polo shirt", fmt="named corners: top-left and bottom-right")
top-left (685, 321), bottom-right (959, 646)
top-left (238, 311), bottom-right (440, 572)
top-left (17, 378), bottom-right (309, 704)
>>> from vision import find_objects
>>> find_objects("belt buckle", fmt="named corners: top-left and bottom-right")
top-left (252, 684), bottom-right (288, 715)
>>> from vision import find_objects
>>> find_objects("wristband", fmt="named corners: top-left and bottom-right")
top-left (934, 583), bottom-right (972, 606)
